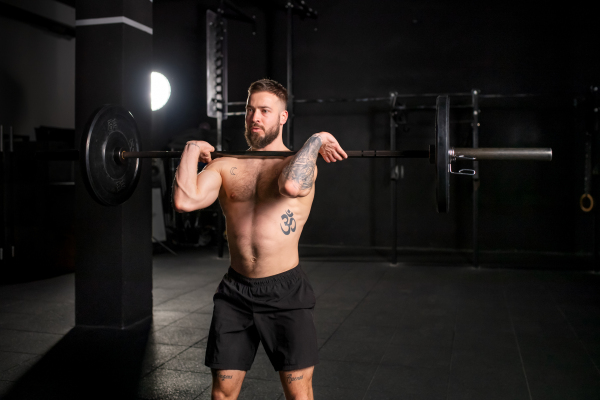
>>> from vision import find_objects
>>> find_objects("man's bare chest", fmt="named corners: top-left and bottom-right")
top-left (221, 160), bottom-right (286, 203)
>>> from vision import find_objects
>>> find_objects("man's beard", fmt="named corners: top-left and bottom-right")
top-left (244, 123), bottom-right (280, 149)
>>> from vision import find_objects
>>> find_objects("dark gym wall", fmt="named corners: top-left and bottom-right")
top-left (153, 0), bottom-right (267, 150)
top-left (0, 0), bottom-right (76, 278)
top-left (155, 0), bottom-right (598, 255)
top-left (279, 0), bottom-right (599, 255)
top-left (0, 0), bottom-right (75, 137)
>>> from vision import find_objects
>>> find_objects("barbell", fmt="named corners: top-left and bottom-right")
top-left (36, 96), bottom-right (552, 212)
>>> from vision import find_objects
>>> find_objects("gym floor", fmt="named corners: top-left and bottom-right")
top-left (0, 249), bottom-right (599, 399)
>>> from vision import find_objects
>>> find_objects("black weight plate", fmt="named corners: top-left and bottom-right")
top-left (436, 96), bottom-right (450, 213)
top-left (81, 105), bottom-right (141, 206)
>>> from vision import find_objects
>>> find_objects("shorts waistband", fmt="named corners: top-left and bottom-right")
top-left (226, 265), bottom-right (302, 286)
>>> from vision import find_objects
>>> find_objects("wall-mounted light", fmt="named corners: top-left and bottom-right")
top-left (151, 72), bottom-right (171, 111)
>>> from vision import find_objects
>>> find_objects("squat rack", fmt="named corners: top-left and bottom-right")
top-left (229, 88), bottom-right (554, 266)
top-left (205, 2), bottom-right (563, 266)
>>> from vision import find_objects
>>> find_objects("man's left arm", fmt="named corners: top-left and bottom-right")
top-left (278, 132), bottom-right (347, 198)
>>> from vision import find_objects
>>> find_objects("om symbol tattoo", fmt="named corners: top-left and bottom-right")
top-left (280, 209), bottom-right (297, 235)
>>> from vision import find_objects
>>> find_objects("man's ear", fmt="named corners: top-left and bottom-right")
top-left (280, 110), bottom-right (289, 125)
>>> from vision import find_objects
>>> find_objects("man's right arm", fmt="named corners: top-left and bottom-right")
top-left (278, 132), bottom-right (347, 198)
top-left (172, 141), bottom-right (222, 213)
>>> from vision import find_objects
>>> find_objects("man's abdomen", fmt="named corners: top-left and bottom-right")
top-left (225, 204), bottom-right (306, 278)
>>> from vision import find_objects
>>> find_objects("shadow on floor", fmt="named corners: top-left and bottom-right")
top-left (2, 322), bottom-right (151, 399)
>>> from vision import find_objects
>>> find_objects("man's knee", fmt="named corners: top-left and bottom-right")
top-left (211, 388), bottom-right (237, 400)
top-left (280, 368), bottom-right (314, 400)
top-left (285, 395), bottom-right (311, 400)
top-left (211, 369), bottom-right (245, 400)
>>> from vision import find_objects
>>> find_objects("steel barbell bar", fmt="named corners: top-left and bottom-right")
top-left (35, 97), bottom-right (552, 210)
top-left (117, 148), bottom-right (552, 161)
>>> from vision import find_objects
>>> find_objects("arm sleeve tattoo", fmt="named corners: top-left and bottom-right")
top-left (281, 134), bottom-right (322, 191)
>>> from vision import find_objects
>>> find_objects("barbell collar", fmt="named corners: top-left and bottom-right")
top-left (451, 147), bottom-right (552, 161)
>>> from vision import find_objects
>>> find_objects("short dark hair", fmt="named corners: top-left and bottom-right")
top-left (248, 79), bottom-right (288, 109)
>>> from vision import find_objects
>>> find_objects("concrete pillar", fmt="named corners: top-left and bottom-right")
top-left (74, 0), bottom-right (153, 328)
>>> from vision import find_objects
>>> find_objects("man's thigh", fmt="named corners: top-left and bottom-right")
top-left (279, 366), bottom-right (314, 400)
top-left (211, 369), bottom-right (246, 399)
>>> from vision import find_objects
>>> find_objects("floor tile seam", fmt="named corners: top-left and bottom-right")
top-left (545, 281), bottom-right (600, 377)
top-left (0, 349), bottom-right (42, 357)
top-left (312, 264), bottom-right (378, 294)
top-left (0, 310), bottom-right (75, 318)
top-left (0, 359), bottom-right (36, 375)
top-left (319, 354), bottom-right (452, 370)
top-left (158, 365), bottom-right (212, 374)
top-left (350, 269), bottom-right (399, 400)
top-left (319, 335), bottom-right (408, 344)
top-left (239, 376), bottom-right (281, 383)
top-left (501, 276), bottom-right (533, 400)
top-left (318, 270), bottom-right (388, 352)
top-left (0, 297), bottom-right (75, 305)
top-left (309, 268), bottom-right (360, 298)
top-left (192, 384), bottom-right (213, 400)
top-left (0, 309), bottom-right (74, 319)
top-left (150, 337), bottom-right (208, 347)
top-left (0, 327), bottom-right (64, 337)
top-left (141, 340), bottom-right (200, 378)
top-left (151, 279), bottom-right (221, 307)
top-left (312, 382), bottom-right (369, 390)
top-left (317, 357), bottom-right (386, 366)
top-left (0, 326), bottom-right (72, 335)
top-left (319, 338), bottom-right (397, 347)
top-left (152, 310), bottom-right (196, 327)
top-left (314, 278), bottom-right (346, 301)
top-left (153, 306), bottom-right (208, 315)
top-left (443, 290), bottom-right (460, 400)
top-left (361, 322), bottom-right (399, 400)
top-left (152, 295), bottom-right (207, 308)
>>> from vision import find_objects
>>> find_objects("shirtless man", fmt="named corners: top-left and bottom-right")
top-left (172, 79), bottom-right (347, 400)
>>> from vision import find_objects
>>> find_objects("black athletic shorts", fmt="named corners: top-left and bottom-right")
top-left (205, 265), bottom-right (319, 372)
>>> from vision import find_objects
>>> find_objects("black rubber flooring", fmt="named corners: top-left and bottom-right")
top-left (0, 249), bottom-right (599, 399)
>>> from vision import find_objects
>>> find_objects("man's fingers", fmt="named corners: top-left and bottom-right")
top-left (335, 144), bottom-right (348, 159)
top-left (200, 151), bottom-right (212, 163)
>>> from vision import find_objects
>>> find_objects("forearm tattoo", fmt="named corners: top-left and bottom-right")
top-left (282, 134), bottom-right (321, 191)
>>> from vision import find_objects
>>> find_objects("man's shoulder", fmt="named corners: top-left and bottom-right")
top-left (204, 157), bottom-right (231, 172)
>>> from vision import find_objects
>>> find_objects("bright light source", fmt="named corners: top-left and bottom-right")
top-left (151, 72), bottom-right (171, 111)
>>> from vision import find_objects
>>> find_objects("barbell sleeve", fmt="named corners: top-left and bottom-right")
top-left (451, 148), bottom-right (552, 161)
